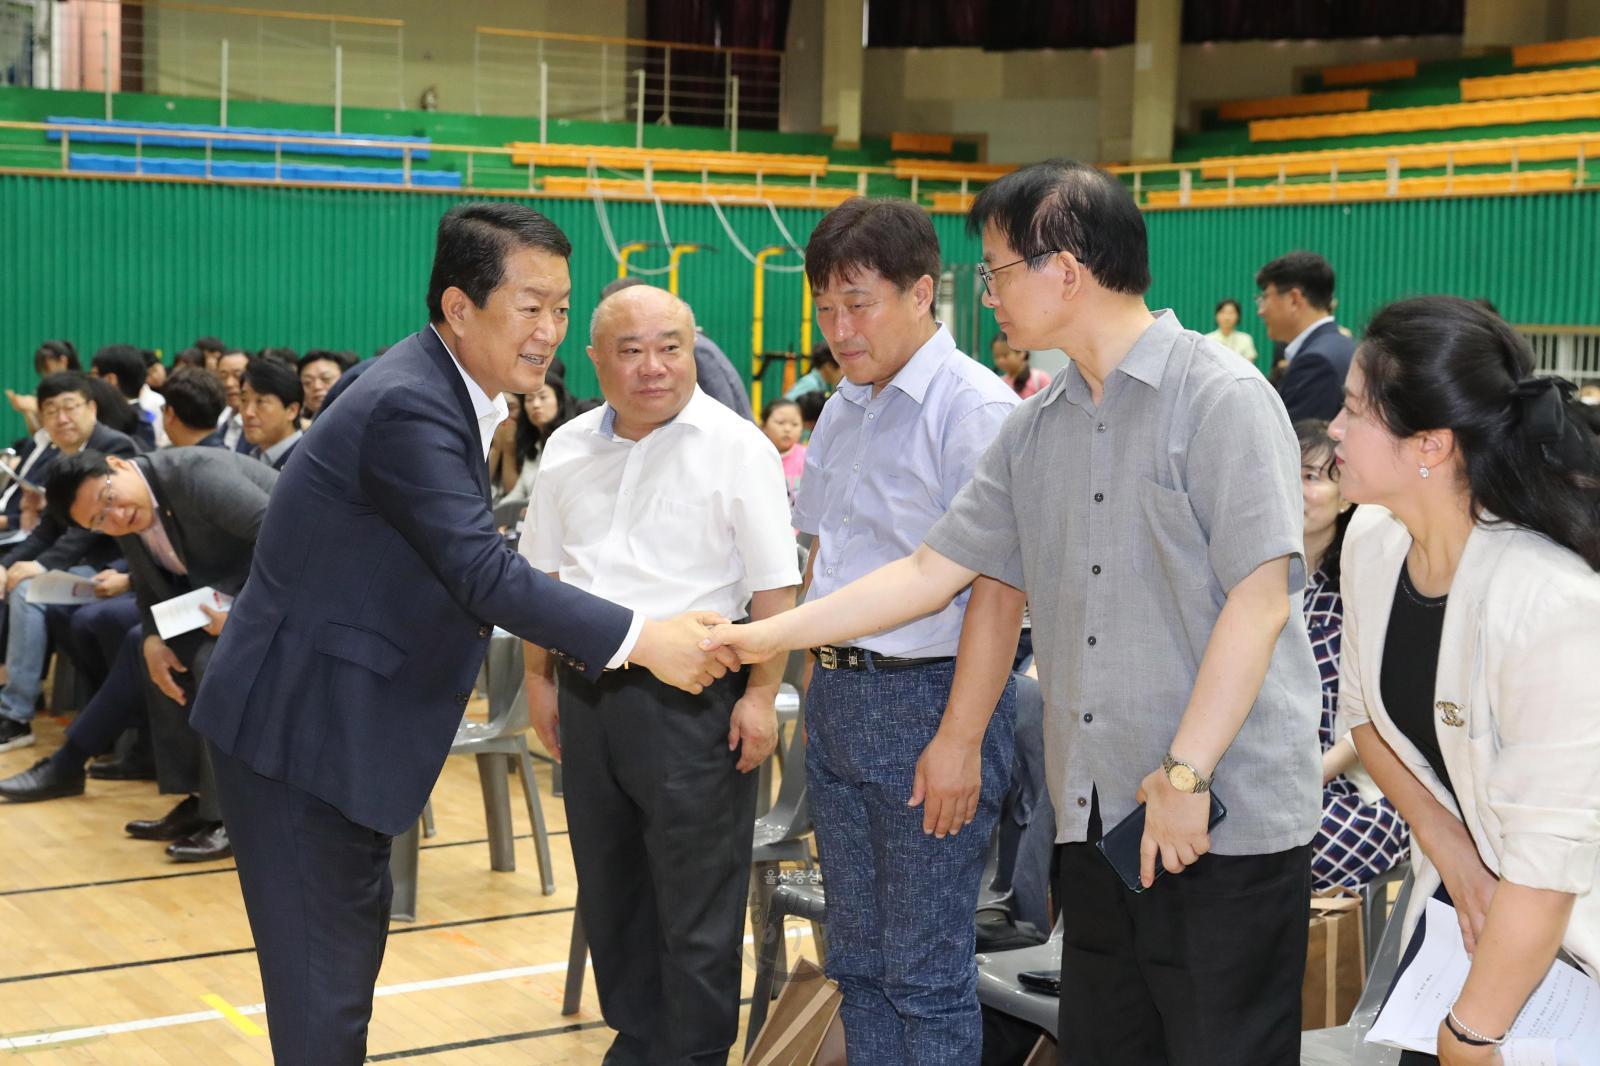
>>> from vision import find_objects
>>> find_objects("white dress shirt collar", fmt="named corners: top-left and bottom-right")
top-left (595, 385), bottom-right (718, 442)
top-left (429, 324), bottom-right (509, 458)
top-left (1284, 315), bottom-right (1336, 362)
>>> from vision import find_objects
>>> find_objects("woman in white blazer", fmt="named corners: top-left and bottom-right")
top-left (1330, 296), bottom-right (1600, 1065)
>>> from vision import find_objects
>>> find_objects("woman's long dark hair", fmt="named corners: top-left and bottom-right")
top-left (1295, 419), bottom-right (1354, 584)
top-left (1359, 296), bottom-right (1600, 570)
top-left (514, 374), bottom-right (572, 467)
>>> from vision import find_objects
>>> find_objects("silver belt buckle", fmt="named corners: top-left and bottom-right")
top-left (817, 646), bottom-right (839, 670)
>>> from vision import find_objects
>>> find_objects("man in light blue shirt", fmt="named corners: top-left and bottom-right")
top-left (790, 198), bottom-right (1021, 1064)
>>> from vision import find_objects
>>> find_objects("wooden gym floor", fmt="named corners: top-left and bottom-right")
top-left (0, 701), bottom-right (814, 1063)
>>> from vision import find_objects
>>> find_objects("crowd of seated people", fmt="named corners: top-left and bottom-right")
top-left (0, 338), bottom-right (363, 863)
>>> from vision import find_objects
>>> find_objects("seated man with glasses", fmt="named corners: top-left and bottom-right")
top-left (33, 446), bottom-right (277, 862)
top-left (0, 372), bottom-right (141, 754)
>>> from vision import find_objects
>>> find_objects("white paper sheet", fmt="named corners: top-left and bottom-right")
top-left (1367, 897), bottom-right (1600, 1064)
top-left (151, 586), bottom-right (234, 641)
top-left (23, 570), bottom-right (98, 605)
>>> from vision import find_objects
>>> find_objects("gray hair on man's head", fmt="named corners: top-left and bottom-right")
top-left (588, 282), bottom-right (697, 347)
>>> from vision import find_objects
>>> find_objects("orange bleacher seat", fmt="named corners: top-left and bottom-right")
top-left (1199, 133), bottom-right (1600, 180)
top-left (1320, 58), bottom-right (1418, 87)
top-left (1217, 90), bottom-right (1370, 122)
top-left (1143, 168), bottom-right (1574, 209)
top-left (891, 132), bottom-right (955, 155)
top-left (507, 143), bottom-right (829, 178)
top-left (1514, 36), bottom-right (1600, 68)
top-left (891, 159), bottom-right (1014, 182)
top-left (927, 191), bottom-right (976, 213)
top-left (1249, 92), bottom-right (1600, 141)
top-left (1462, 67), bottom-right (1600, 101)
top-left (538, 174), bottom-right (854, 208)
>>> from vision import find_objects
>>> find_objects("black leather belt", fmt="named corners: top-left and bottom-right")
top-left (812, 645), bottom-right (954, 672)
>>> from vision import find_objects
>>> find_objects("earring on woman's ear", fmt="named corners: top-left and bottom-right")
top-left (1418, 465), bottom-right (1431, 480)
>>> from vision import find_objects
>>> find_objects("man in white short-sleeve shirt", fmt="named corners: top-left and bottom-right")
top-left (519, 284), bottom-right (800, 1064)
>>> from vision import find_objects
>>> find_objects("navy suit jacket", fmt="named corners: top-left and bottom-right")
top-left (190, 327), bottom-right (634, 835)
top-left (1277, 320), bottom-right (1356, 423)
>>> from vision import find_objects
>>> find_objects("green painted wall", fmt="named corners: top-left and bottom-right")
top-left (3, 171), bottom-right (1598, 441)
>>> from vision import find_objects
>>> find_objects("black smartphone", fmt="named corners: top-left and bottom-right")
top-left (1094, 791), bottom-right (1227, 893)
top-left (1017, 969), bottom-right (1061, 996)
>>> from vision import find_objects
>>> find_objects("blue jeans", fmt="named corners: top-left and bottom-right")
top-left (806, 657), bottom-right (1016, 1066)
top-left (0, 565), bottom-right (96, 724)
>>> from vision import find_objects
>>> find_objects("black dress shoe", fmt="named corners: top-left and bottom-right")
top-left (0, 757), bottom-right (86, 802)
top-left (88, 751), bottom-right (158, 781)
top-left (126, 795), bottom-right (204, 841)
top-left (166, 823), bottom-right (231, 863)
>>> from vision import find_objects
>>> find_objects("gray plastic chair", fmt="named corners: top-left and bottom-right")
top-left (975, 923), bottom-right (1062, 1038)
top-left (390, 633), bottom-right (556, 922)
top-left (1300, 866), bottom-right (1414, 1064)
top-left (745, 880), bottom-right (827, 1055)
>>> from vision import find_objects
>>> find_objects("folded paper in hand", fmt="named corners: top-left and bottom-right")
top-left (152, 587), bottom-right (234, 641)
top-left (1367, 897), bottom-right (1600, 1065)
top-left (24, 570), bottom-right (98, 605)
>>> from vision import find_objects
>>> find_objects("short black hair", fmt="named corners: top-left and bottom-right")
top-left (427, 201), bottom-right (573, 323)
top-left (173, 346), bottom-right (206, 370)
top-left (810, 344), bottom-right (837, 369)
top-left (46, 449), bottom-right (113, 528)
top-left (140, 349), bottom-right (160, 368)
top-left (91, 344), bottom-right (148, 398)
top-left (1215, 297), bottom-right (1243, 316)
top-left (160, 368), bottom-right (227, 430)
top-left (35, 340), bottom-right (80, 375)
top-left (256, 347), bottom-right (298, 370)
top-left (1255, 251), bottom-right (1335, 311)
top-left (763, 397), bottom-right (801, 420)
top-left (36, 371), bottom-right (95, 407)
top-left (796, 390), bottom-right (827, 424)
top-left (80, 375), bottom-right (141, 435)
top-left (243, 357), bottom-right (303, 410)
top-left (297, 349), bottom-right (357, 374)
top-left (804, 198), bottom-right (941, 299)
top-left (194, 336), bottom-right (225, 353)
top-left (967, 159), bottom-right (1151, 296)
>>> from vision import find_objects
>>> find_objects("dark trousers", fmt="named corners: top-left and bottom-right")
top-left (64, 624), bottom-right (148, 755)
top-left (149, 631), bottom-right (223, 820)
top-left (558, 665), bottom-right (756, 1066)
top-left (48, 593), bottom-right (140, 689)
top-left (210, 741), bottom-right (393, 1066)
top-left (1053, 796), bottom-right (1311, 1066)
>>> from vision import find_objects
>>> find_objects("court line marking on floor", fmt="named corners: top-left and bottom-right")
top-left (198, 994), bottom-right (265, 1037)
top-left (0, 929), bottom-right (811, 1051)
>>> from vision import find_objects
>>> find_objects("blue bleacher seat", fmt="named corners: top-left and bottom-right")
top-left (68, 152), bottom-right (461, 187)
top-left (47, 117), bottom-right (431, 161)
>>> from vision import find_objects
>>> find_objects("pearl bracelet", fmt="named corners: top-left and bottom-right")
top-left (1447, 1006), bottom-right (1507, 1047)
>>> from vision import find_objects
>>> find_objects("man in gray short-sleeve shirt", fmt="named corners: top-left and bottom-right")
top-left (710, 160), bottom-right (1323, 1065)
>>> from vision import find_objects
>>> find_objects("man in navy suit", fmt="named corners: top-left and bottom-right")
top-left (189, 202), bottom-right (739, 1064)
top-left (1255, 251), bottom-right (1356, 422)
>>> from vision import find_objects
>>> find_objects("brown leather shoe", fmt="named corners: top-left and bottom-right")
top-left (125, 795), bottom-right (204, 841)
top-left (166, 823), bottom-right (231, 863)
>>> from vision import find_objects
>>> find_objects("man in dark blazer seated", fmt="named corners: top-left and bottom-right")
top-left (184, 201), bottom-right (739, 1064)
top-left (26, 447), bottom-right (276, 863)
top-left (1254, 250), bottom-right (1356, 422)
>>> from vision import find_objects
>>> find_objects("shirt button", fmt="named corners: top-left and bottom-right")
top-left (867, 413), bottom-right (876, 421)
top-left (1096, 423), bottom-right (1106, 433)
top-left (1087, 635), bottom-right (1097, 646)
top-left (1082, 712), bottom-right (1093, 723)
top-left (1093, 492), bottom-right (1104, 503)
top-left (1077, 796), bottom-right (1088, 808)
top-left (826, 567), bottom-right (834, 575)
top-left (842, 516), bottom-right (849, 524)
top-left (1091, 564), bottom-right (1102, 575)
top-left (852, 463), bottom-right (860, 471)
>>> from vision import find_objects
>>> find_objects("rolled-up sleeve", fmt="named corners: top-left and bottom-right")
top-left (924, 413), bottom-right (1025, 590)
top-left (1488, 575), bottom-right (1600, 895)
top-left (1185, 378), bottom-right (1307, 595)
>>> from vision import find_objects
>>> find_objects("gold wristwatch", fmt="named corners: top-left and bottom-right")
top-left (1161, 753), bottom-right (1213, 794)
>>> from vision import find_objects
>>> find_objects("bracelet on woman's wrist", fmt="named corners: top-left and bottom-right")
top-left (1446, 1006), bottom-right (1507, 1047)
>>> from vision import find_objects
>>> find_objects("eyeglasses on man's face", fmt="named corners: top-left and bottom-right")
top-left (977, 251), bottom-right (1062, 298)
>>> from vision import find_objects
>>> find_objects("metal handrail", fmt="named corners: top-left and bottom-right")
top-left (475, 25), bottom-right (782, 59)
top-left (118, 0), bottom-right (403, 28)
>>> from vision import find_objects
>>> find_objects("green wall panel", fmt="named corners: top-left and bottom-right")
top-left (3, 171), bottom-right (1598, 442)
